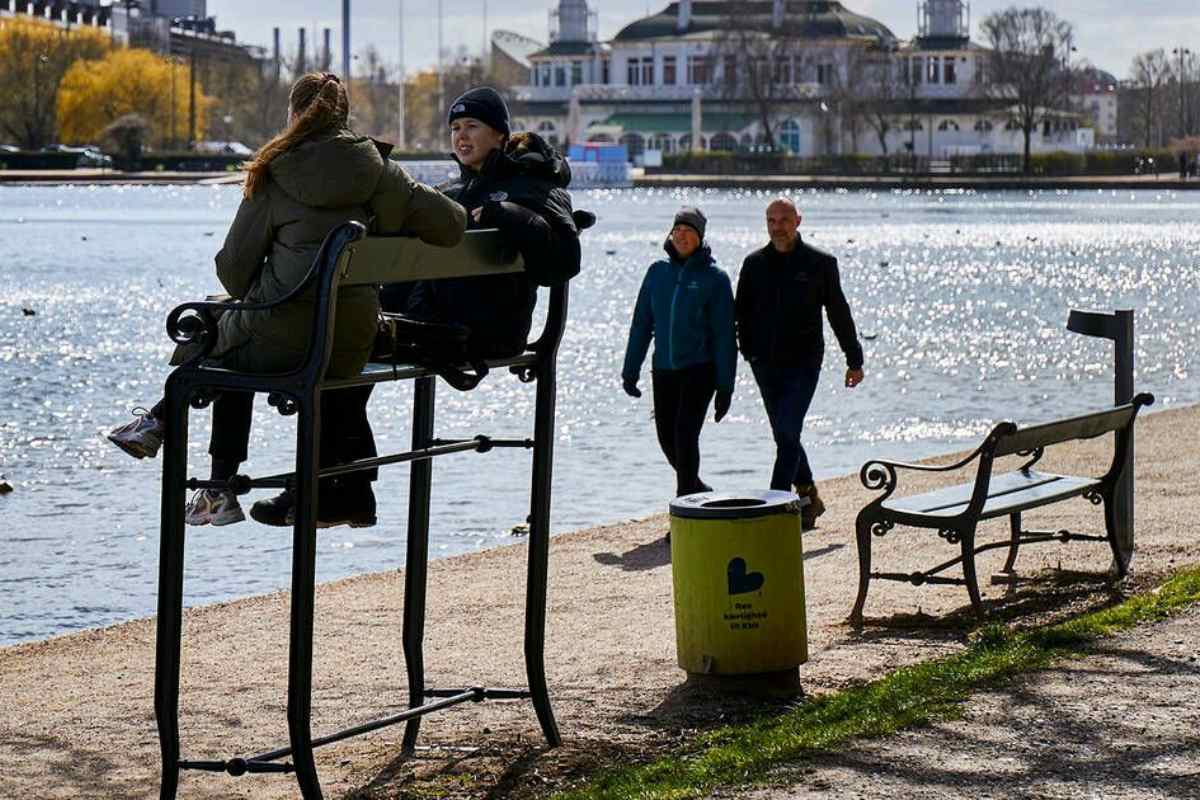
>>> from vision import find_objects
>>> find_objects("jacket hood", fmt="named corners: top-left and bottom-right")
top-left (269, 130), bottom-right (386, 208)
top-left (456, 131), bottom-right (571, 188)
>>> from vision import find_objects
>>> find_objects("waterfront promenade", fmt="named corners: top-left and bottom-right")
top-left (1, 402), bottom-right (1196, 798)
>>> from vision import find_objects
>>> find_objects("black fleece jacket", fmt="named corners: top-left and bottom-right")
top-left (402, 132), bottom-right (580, 358)
top-left (734, 239), bottom-right (864, 370)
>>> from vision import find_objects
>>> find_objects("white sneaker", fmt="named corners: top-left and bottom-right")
top-left (185, 489), bottom-right (245, 526)
top-left (107, 408), bottom-right (165, 459)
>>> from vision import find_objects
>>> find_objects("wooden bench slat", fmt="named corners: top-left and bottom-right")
top-left (992, 405), bottom-right (1136, 457)
top-left (883, 469), bottom-right (1099, 519)
top-left (339, 229), bottom-right (524, 286)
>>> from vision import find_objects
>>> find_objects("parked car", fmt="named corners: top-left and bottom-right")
top-left (44, 144), bottom-right (112, 168)
top-left (0, 144), bottom-right (20, 153)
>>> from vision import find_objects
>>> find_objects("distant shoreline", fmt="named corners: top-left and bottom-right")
top-left (0, 169), bottom-right (241, 186)
top-left (636, 172), bottom-right (1200, 191)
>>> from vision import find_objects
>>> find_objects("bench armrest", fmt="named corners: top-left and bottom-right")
top-left (858, 422), bottom-right (1017, 498)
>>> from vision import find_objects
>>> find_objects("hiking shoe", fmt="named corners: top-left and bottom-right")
top-left (107, 408), bottom-right (164, 459)
top-left (185, 489), bottom-right (245, 526)
top-left (249, 485), bottom-right (377, 529)
top-left (795, 483), bottom-right (826, 531)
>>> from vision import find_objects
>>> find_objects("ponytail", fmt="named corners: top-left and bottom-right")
top-left (243, 72), bottom-right (349, 199)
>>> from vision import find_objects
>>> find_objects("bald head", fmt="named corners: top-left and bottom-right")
top-left (766, 197), bottom-right (801, 253)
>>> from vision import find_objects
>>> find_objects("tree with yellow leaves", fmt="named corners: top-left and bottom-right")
top-left (0, 16), bottom-right (110, 149)
top-left (57, 48), bottom-right (214, 149)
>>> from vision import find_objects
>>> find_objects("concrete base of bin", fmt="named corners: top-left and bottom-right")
top-left (683, 667), bottom-right (802, 698)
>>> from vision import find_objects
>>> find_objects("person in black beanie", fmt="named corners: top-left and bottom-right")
top-left (249, 86), bottom-right (582, 526)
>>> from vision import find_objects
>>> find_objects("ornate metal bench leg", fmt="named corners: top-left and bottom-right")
top-left (288, 396), bottom-right (323, 799)
top-left (1102, 487), bottom-right (1131, 578)
top-left (1003, 512), bottom-right (1022, 573)
top-left (155, 376), bottom-right (191, 800)
top-left (526, 362), bottom-right (561, 747)
top-left (849, 511), bottom-right (875, 627)
top-left (402, 376), bottom-right (435, 753)
top-left (960, 528), bottom-right (985, 618)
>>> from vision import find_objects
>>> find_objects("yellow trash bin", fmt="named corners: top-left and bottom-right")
top-left (670, 491), bottom-right (808, 677)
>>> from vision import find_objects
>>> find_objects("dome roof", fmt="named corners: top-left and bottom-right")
top-left (614, 2), bottom-right (896, 44)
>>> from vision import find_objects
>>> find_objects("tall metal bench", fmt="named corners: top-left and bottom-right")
top-left (154, 221), bottom-right (576, 799)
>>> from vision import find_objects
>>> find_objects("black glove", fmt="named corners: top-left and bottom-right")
top-left (714, 389), bottom-right (731, 423)
top-left (623, 378), bottom-right (642, 399)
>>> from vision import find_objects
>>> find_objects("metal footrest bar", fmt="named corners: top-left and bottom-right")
top-left (873, 571), bottom-right (967, 586)
top-left (423, 687), bottom-right (533, 700)
top-left (179, 759), bottom-right (294, 775)
top-left (1018, 530), bottom-right (1109, 544)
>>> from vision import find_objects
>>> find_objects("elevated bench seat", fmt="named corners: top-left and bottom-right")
top-left (155, 221), bottom-right (583, 799)
top-left (851, 394), bottom-right (1154, 626)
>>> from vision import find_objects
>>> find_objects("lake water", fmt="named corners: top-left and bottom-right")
top-left (1, 184), bottom-right (1198, 645)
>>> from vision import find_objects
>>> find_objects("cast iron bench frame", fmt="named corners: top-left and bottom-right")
top-left (850, 394), bottom-right (1154, 625)
top-left (154, 221), bottom-right (574, 799)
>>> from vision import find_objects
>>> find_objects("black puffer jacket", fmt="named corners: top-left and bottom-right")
top-left (735, 239), bottom-right (864, 371)
top-left (403, 132), bottom-right (580, 358)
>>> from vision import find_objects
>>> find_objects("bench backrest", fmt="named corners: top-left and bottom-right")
top-left (991, 394), bottom-right (1154, 458)
top-left (337, 229), bottom-right (525, 286)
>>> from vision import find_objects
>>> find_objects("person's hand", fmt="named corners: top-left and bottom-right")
top-left (623, 378), bottom-right (642, 398)
top-left (714, 389), bottom-right (732, 422)
top-left (845, 368), bottom-right (864, 388)
top-left (470, 206), bottom-right (484, 223)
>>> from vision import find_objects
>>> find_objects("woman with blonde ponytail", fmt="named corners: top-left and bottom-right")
top-left (107, 71), bottom-right (468, 528)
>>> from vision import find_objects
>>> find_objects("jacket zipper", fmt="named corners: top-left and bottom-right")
top-left (668, 263), bottom-right (683, 369)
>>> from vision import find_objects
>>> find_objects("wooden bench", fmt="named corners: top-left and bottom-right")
top-left (850, 394), bottom-right (1154, 625)
top-left (155, 220), bottom-right (587, 799)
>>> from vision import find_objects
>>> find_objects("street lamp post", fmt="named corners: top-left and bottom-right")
top-left (1173, 47), bottom-right (1191, 138)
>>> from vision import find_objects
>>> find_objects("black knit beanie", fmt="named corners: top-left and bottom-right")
top-left (447, 86), bottom-right (511, 137)
top-left (672, 206), bottom-right (707, 240)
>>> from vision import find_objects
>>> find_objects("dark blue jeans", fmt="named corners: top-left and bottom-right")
top-left (750, 362), bottom-right (821, 491)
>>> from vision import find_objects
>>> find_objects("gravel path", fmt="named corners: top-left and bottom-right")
top-left (1, 404), bottom-right (1197, 799)
top-left (745, 606), bottom-right (1200, 800)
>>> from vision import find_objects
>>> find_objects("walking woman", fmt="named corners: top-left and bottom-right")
top-left (622, 207), bottom-right (736, 497)
top-left (106, 72), bottom-right (467, 527)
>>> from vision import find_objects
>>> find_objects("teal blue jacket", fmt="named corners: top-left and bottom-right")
top-left (622, 243), bottom-right (737, 393)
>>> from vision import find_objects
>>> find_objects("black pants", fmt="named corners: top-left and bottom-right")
top-left (651, 362), bottom-right (716, 497)
top-left (152, 389), bottom-right (376, 486)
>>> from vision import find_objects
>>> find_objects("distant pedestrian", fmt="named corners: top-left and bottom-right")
top-left (622, 207), bottom-right (736, 498)
top-left (735, 198), bottom-right (864, 530)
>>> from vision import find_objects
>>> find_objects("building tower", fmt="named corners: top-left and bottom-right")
top-left (550, 0), bottom-right (596, 43)
top-left (919, 0), bottom-right (968, 40)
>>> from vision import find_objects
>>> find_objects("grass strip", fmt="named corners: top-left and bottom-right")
top-left (554, 566), bottom-right (1200, 800)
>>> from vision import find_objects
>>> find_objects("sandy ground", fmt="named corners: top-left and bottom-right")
top-left (1, 403), bottom-right (1197, 799)
top-left (745, 606), bottom-right (1200, 800)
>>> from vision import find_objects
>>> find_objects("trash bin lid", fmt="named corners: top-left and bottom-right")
top-left (669, 490), bottom-right (805, 520)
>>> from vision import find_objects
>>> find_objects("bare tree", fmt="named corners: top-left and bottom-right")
top-left (980, 7), bottom-right (1074, 174)
top-left (840, 44), bottom-right (907, 156)
top-left (1130, 49), bottom-right (1174, 148)
top-left (713, 11), bottom-right (814, 151)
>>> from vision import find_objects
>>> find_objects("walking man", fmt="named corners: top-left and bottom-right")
top-left (735, 198), bottom-right (864, 530)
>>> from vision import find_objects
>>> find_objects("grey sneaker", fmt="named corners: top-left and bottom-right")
top-left (184, 489), bottom-right (245, 526)
top-left (107, 408), bottom-right (164, 459)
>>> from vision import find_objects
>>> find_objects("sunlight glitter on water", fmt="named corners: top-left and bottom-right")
top-left (1, 185), bottom-right (1198, 643)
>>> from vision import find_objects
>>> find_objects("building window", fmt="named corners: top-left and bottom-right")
top-left (539, 64), bottom-right (552, 86)
top-left (641, 57), bottom-right (654, 85)
top-left (601, 58), bottom-right (610, 84)
top-left (937, 119), bottom-right (960, 132)
top-left (911, 57), bottom-right (923, 85)
top-left (1005, 118), bottom-right (1020, 131)
top-left (723, 54), bottom-right (738, 83)
top-left (571, 60), bottom-right (583, 85)
top-left (687, 54), bottom-right (710, 84)
top-left (651, 133), bottom-right (674, 153)
top-left (944, 58), bottom-right (956, 84)
top-left (537, 120), bottom-right (559, 147)
top-left (710, 132), bottom-right (738, 152)
top-left (817, 63), bottom-right (835, 86)
top-left (904, 119), bottom-right (924, 132)
top-left (663, 55), bottom-right (677, 85)
top-left (779, 119), bottom-right (802, 154)
top-left (555, 65), bottom-right (566, 86)
top-left (974, 119), bottom-right (994, 132)
top-left (773, 57), bottom-right (793, 85)
top-left (926, 56), bottom-right (940, 84)
top-left (975, 57), bottom-right (987, 84)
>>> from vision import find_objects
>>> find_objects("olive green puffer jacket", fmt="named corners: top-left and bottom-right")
top-left (207, 130), bottom-right (467, 378)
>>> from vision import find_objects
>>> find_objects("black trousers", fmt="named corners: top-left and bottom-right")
top-left (152, 388), bottom-right (376, 486)
top-left (651, 362), bottom-right (716, 497)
